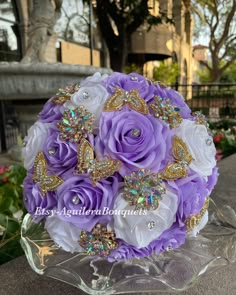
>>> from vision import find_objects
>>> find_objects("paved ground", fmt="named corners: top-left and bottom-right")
top-left (0, 154), bottom-right (236, 295)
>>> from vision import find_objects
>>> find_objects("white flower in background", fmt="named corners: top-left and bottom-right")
top-left (175, 119), bottom-right (216, 177)
top-left (188, 211), bottom-right (208, 238)
top-left (112, 189), bottom-right (178, 248)
top-left (45, 215), bottom-right (83, 253)
top-left (22, 121), bottom-right (50, 170)
top-left (63, 72), bottom-right (110, 129)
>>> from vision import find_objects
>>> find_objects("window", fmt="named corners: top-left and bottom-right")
top-left (0, 0), bottom-right (21, 61)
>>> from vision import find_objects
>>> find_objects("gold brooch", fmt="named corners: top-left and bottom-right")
top-left (186, 198), bottom-right (209, 232)
top-left (57, 106), bottom-right (94, 143)
top-left (32, 152), bottom-right (64, 196)
top-left (79, 224), bottom-right (118, 256)
top-left (150, 96), bottom-right (182, 128)
top-left (52, 83), bottom-right (79, 104)
top-left (103, 87), bottom-right (149, 114)
top-left (161, 136), bottom-right (193, 180)
top-left (76, 138), bottom-right (121, 185)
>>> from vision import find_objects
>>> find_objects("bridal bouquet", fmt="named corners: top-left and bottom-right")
top-left (22, 72), bottom-right (218, 261)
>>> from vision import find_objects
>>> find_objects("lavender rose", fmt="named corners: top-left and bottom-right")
top-left (38, 101), bottom-right (63, 123)
top-left (104, 72), bottom-right (155, 102)
top-left (95, 108), bottom-right (173, 176)
top-left (56, 174), bottom-right (119, 231)
top-left (43, 128), bottom-right (78, 174)
top-left (23, 174), bottom-right (57, 218)
top-left (170, 171), bottom-right (209, 223)
top-left (108, 223), bottom-right (186, 262)
top-left (153, 84), bottom-right (191, 119)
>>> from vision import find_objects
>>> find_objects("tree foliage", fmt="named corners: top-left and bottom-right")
top-left (153, 62), bottom-right (179, 85)
top-left (192, 0), bottom-right (236, 82)
top-left (88, 0), bottom-right (171, 72)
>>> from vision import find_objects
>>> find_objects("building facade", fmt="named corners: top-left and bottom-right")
top-left (130, 0), bottom-right (193, 87)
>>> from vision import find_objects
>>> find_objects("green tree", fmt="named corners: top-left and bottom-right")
top-left (89, 0), bottom-right (171, 72)
top-left (192, 0), bottom-right (236, 82)
top-left (152, 62), bottom-right (179, 85)
top-left (220, 61), bottom-right (236, 83)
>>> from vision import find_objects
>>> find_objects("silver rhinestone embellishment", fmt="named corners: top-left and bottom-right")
top-left (205, 138), bottom-right (212, 146)
top-left (23, 140), bottom-right (27, 147)
top-left (72, 195), bottom-right (80, 205)
top-left (132, 128), bottom-right (141, 137)
top-left (147, 221), bottom-right (156, 230)
top-left (82, 91), bottom-right (90, 99)
top-left (130, 76), bottom-right (138, 81)
top-left (48, 147), bottom-right (56, 156)
top-left (166, 245), bottom-right (173, 252)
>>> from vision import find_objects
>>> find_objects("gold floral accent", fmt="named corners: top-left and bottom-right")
top-left (26, 237), bottom-right (57, 267)
top-left (76, 138), bottom-right (121, 186)
top-left (79, 224), bottom-right (118, 256)
top-left (103, 87), bottom-right (149, 114)
top-left (52, 83), bottom-right (79, 104)
top-left (57, 106), bottom-right (94, 143)
top-left (150, 96), bottom-right (183, 128)
top-left (32, 152), bottom-right (64, 196)
top-left (186, 199), bottom-right (209, 232)
top-left (123, 169), bottom-right (166, 210)
top-left (161, 136), bottom-right (193, 180)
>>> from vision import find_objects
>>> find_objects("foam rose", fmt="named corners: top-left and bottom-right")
top-left (112, 189), bottom-right (178, 248)
top-left (22, 121), bottom-right (50, 170)
top-left (175, 119), bottom-right (216, 177)
top-left (95, 108), bottom-right (172, 176)
top-left (45, 214), bottom-right (83, 252)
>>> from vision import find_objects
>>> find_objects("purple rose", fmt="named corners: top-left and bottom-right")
top-left (39, 101), bottom-right (63, 123)
top-left (56, 174), bottom-right (119, 231)
top-left (108, 223), bottom-right (186, 262)
top-left (43, 128), bottom-right (78, 174)
top-left (108, 240), bottom-right (151, 262)
top-left (207, 166), bottom-right (219, 194)
top-left (23, 174), bottom-right (57, 219)
top-left (170, 171), bottom-right (209, 223)
top-left (95, 108), bottom-right (173, 176)
top-left (104, 72), bottom-right (155, 102)
top-left (149, 223), bottom-right (186, 254)
top-left (153, 84), bottom-right (191, 119)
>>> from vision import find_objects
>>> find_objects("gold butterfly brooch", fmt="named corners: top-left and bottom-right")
top-left (32, 152), bottom-right (64, 196)
top-left (51, 83), bottom-right (79, 104)
top-left (76, 138), bottom-right (121, 185)
top-left (103, 87), bottom-right (149, 114)
top-left (161, 136), bottom-right (193, 180)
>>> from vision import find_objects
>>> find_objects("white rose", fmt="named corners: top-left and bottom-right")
top-left (22, 121), bottom-right (50, 170)
top-left (45, 215), bottom-right (83, 253)
top-left (175, 119), bottom-right (216, 177)
top-left (188, 211), bottom-right (208, 238)
top-left (80, 72), bottom-right (108, 86)
top-left (112, 189), bottom-right (178, 248)
top-left (63, 73), bottom-right (110, 129)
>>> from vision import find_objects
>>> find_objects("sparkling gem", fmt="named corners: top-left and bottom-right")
top-left (147, 221), bottom-right (156, 230)
top-left (130, 76), bottom-right (138, 81)
top-left (82, 91), bottom-right (90, 99)
top-left (79, 224), bottom-right (118, 257)
top-left (48, 147), bottom-right (56, 156)
top-left (72, 195), bottom-right (80, 205)
top-left (131, 128), bottom-right (141, 137)
top-left (123, 169), bottom-right (165, 210)
top-left (205, 138), bottom-right (212, 146)
top-left (166, 245), bottom-right (173, 252)
top-left (23, 140), bottom-right (27, 147)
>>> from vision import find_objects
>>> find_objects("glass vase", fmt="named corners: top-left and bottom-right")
top-left (20, 199), bottom-right (236, 294)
